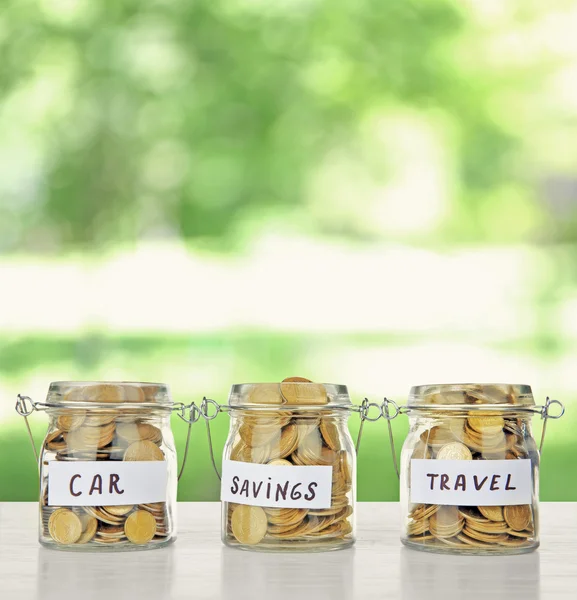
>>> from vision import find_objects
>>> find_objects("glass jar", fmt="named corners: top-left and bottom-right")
top-left (21, 381), bottom-right (180, 551)
top-left (218, 381), bottom-right (356, 552)
top-left (399, 383), bottom-right (563, 555)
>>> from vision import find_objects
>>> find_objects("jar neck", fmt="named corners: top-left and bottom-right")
top-left (407, 408), bottom-right (535, 421)
top-left (228, 408), bottom-right (350, 420)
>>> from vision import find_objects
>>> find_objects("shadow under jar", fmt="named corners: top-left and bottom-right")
top-left (39, 382), bottom-right (177, 551)
top-left (400, 384), bottom-right (543, 556)
top-left (221, 382), bottom-right (356, 552)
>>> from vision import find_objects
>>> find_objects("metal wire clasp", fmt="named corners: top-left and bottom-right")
top-left (354, 397), bottom-right (402, 479)
top-left (354, 398), bottom-right (382, 454)
top-left (174, 401), bottom-right (202, 481)
top-left (539, 397), bottom-right (565, 453)
top-left (15, 394), bottom-right (43, 469)
top-left (381, 398), bottom-right (401, 480)
top-left (199, 397), bottom-right (226, 482)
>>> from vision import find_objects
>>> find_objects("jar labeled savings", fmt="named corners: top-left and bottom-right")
top-left (217, 379), bottom-right (356, 552)
top-left (399, 384), bottom-right (564, 555)
top-left (18, 382), bottom-right (181, 551)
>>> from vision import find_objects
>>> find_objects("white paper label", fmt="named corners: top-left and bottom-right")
top-left (48, 461), bottom-right (169, 506)
top-left (220, 459), bottom-right (333, 509)
top-left (410, 459), bottom-right (533, 506)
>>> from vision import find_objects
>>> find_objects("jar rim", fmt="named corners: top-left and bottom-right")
top-left (228, 382), bottom-right (351, 408)
top-left (46, 381), bottom-right (172, 408)
top-left (408, 383), bottom-right (535, 408)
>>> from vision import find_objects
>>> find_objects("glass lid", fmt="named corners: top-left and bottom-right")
top-left (46, 381), bottom-right (172, 407)
top-left (408, 383), bottom-right (535, 409)
top-left (228, 380), bottom-right (351, 409)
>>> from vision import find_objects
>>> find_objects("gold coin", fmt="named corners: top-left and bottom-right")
top-left (48, 508), bottom-right (83, 544)
top-left (117, 423), bottom-right (162, 444)
top-left (248, 384), bottom-right (283, 405)
top-left (467, 415), bottom-right (505, 435)
top-left (429, 506), bottom-right (463, 538)
top-left (239, 423), bottom-right (280, 448)
top-left (84, 413), bottom-right (116, 426)
top-left (271, 424), bottom-right (299, 459)
top-left (463, 526), bottom-right (508, 544)
top-left (320, 419), bottom-right (340, 451)
top-left (141, 384), bottom-right (160, 402)
top-left (280, 379), bottom-right (327, 405)
top-left (339, 519), bottom-right (354, 536)
top-left (103, 505), bottom-right (134, 516)
top-left (437, 536), bottom-right (467, 548)
top-left (420, 426), bottom-right (457, 448)
top-left (84, 384), bottom-right (126, 403)
top-left (497, 536), bottom-right (532, 547)
top-left (124, 510), bottom-right (157, 544)
top-left (478, 506), bottom-right (504, 522)
top-left (456, 533), bottom-right (493, 547)
top-left (411, 441), bottom-right (431, 460)
top-left (45, 430), bottom-right (67, 451)
top-left (411, 504), bottom-right (439, 521)
top-left (465, 519), bottom-right (508, 534)
top-left (76, 515), bottom-right (98, 544)
top-left (503, 505), bottom-right (532, 531)
top-left (63, 386), bottom-right (85, 402)
top-left (124, 385), bottom-right (145, 403)
top-left (141, 501), bottom-right (165, 511)
top-left (309, 505), bottom-right (347, 517)
top-left (231, 505), bottom-right (268, 545)
top-left (83, 506), bottom-right (124, 525)
top-left (124, 440), bottom-right (165, 461)
top-left (96, 523), bottom-right (125, 536)
top-left (266, 508), bottom-right (308, 528)
top-left (507, 529), bottom-right (534, 538)
top-left (230, 440), bottom-right (270, 463)
top-left (407, 518), bottom-right (430, 536)
top-left (57, 412), bottom-right (86, 432)
top-left (436, 442), bottom-right (472, 461)
top-left (66, 423), bottom-right (116, 451)
top-left (242, 413), bottom-right (291, 429)
top-left (268, 459), bottom-right (292, 466)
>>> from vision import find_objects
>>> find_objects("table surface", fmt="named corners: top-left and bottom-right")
top-left (1, 502), bottom-right (576, 600)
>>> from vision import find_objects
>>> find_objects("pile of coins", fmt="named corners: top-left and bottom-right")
top-left (43, 503), bottom-right (169, 546)
top-left (40, 383), bottom-right (172, 548)
top-left (224, 378), bottom-right (354, 549)
top-left (405, 406), bottom-right (536, 552)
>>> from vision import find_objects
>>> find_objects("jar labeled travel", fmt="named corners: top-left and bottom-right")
top-left (16, 381), bottom-right (198, 551)
top-left (206, 378), bottom-right (357, 552)
top-left (394, 384), bottom-right (564, 555)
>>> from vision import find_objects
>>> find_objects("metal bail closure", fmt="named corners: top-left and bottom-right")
top-left (354, 398), bottom-right (383, 454)
top-left (381, 398), bottom-right (401, 480)
top-left (200, 397), bottom-right (226, 482)
top-left (174, 401), bottom-right (201, 481)
top-left (539, 397), bottom-right (565, 454)
top-left (15, 394), bottom-right (42, 468)
top-left (355, 397), bottom-right (402, 479)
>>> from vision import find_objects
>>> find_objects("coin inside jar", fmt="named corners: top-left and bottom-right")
top-left (38, 382), bottom-right (175, 551)
top-left (223, 379), bottom-right (355, 551)
top-left (403, 383), bottom-right (543, 555)
top-left (48, 509), bottom-right (83, 545)
top-left (123, 440), bottom-right (165, 461)
top-left (124, 510), bottom-right (157, 544)
top-left (231, 505), bottom-right (268, 545)
top-left (280, 378), bottom-right (328, 405)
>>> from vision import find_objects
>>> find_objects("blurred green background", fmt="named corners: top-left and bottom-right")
top-left (1, 0), bottom-right (576, 502)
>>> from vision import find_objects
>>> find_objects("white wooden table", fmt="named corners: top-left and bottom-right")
top-left (1, 503), bottom-right (576, 600)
